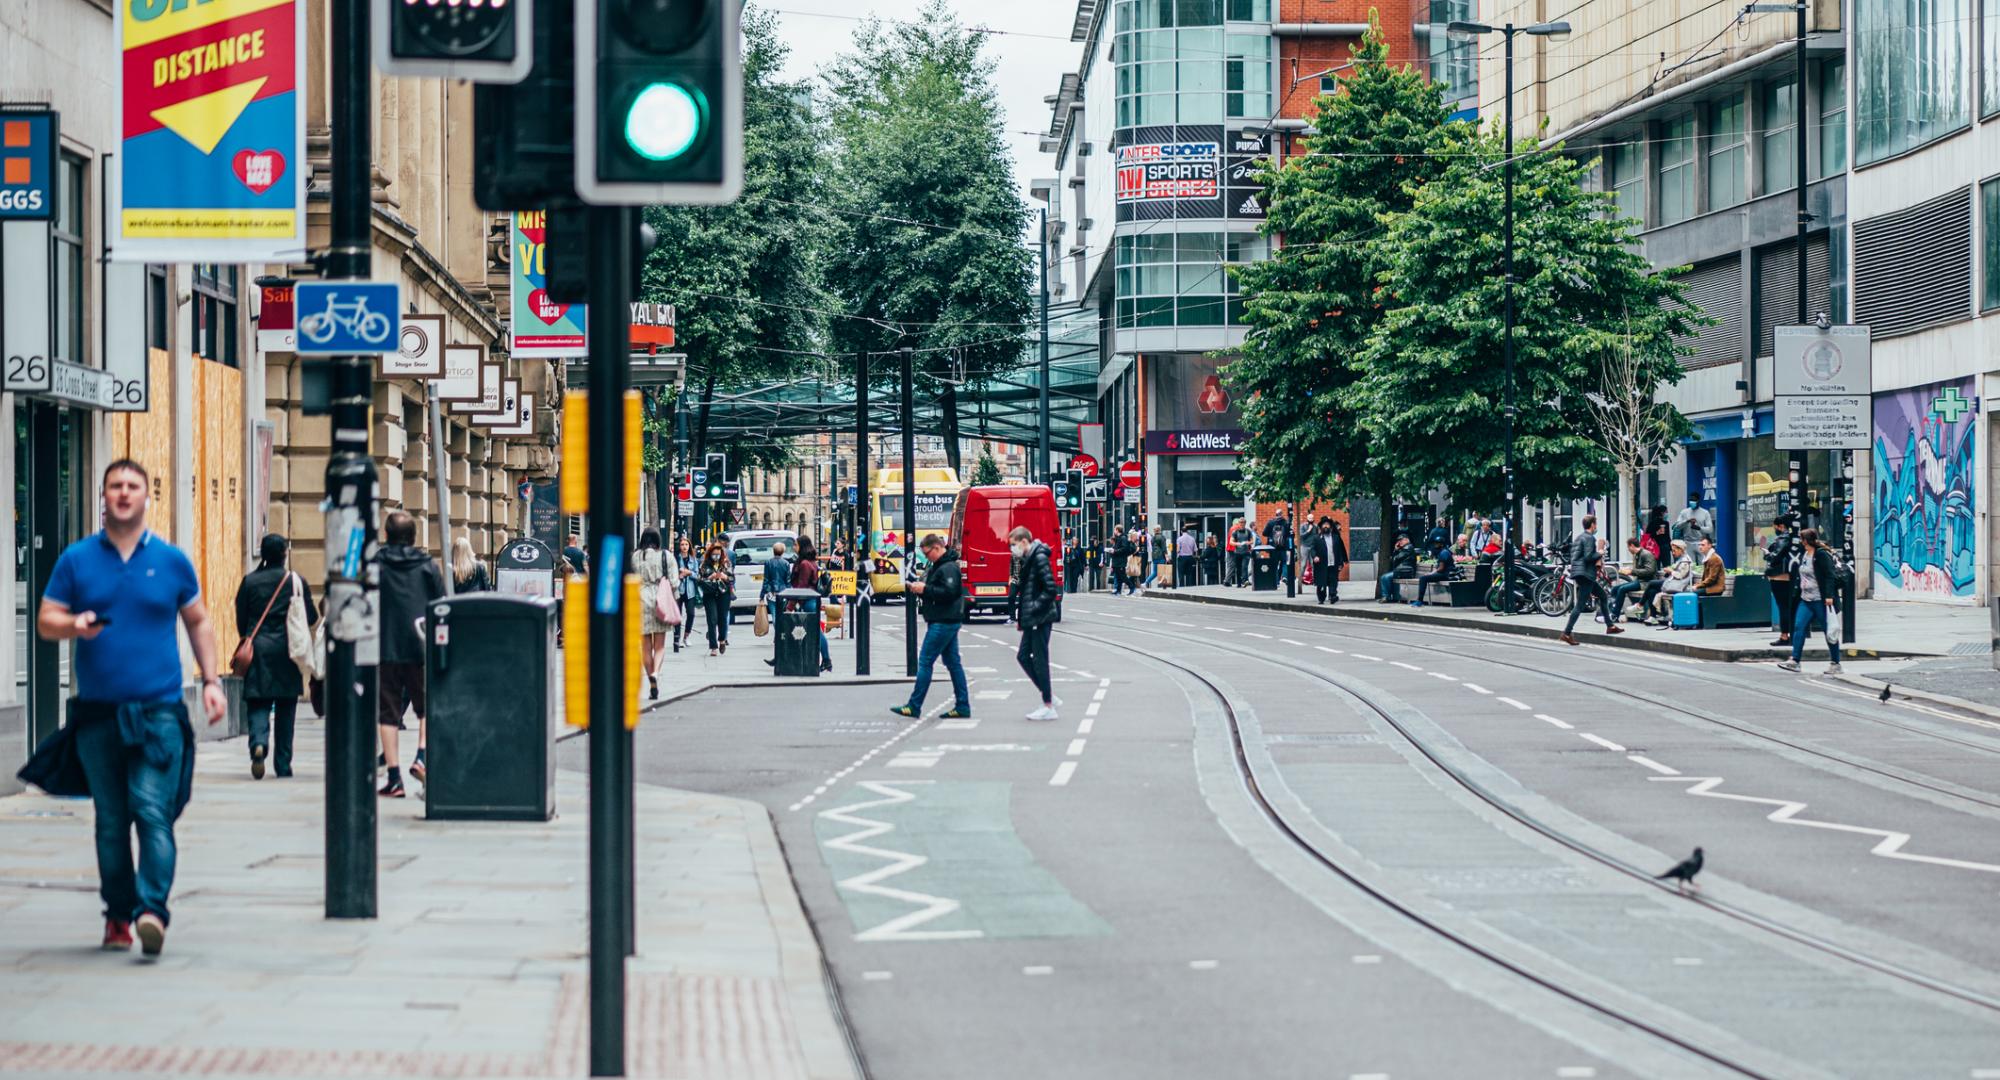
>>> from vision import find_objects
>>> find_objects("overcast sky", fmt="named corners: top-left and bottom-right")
top-left (765, 0), bottom-right (1085, 207)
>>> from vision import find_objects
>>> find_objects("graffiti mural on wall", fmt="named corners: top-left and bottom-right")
top-left (1872, 379), bottom-right (1977, 603)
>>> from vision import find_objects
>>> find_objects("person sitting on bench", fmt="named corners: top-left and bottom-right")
top-left (1410, 541), bottom-right (1457, 607)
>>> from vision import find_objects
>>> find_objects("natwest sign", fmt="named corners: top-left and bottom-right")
top-left (1144, 428), bottom-right (1246, 455)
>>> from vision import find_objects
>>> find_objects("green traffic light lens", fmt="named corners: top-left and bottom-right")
top-left (625, 82), bottom-right (702, 161)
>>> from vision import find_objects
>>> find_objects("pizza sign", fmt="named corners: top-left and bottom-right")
top-left (1115, 140), bottom-right (1219, 204)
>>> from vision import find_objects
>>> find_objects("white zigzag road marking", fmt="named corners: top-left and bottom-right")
top-left (1651, 776), bottom-right (2000, 874)
top-left (820, 780), bottom-right (985, 942)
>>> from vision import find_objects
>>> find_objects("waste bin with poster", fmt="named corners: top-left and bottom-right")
top-left (1252, 545), bottom-right (1279, 591)
top-left (774, 587), bottom-right (823, 677)
top-left (424, 593), bottom-right (559, 821)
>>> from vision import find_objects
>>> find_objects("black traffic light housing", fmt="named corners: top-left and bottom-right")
top-left (1064, 469), bottom-right (1086, 509)
top-left (473, 0), bottom-right (577, 210)
top-left (576, 0), bottom-right (743, 205)
top-left (375, 0), bottom-right (532, 82)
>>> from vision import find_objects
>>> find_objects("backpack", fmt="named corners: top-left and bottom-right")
top-left (1821, 546), bottom-right (1851, 587)
top-left (1639, 532), bottom-right (1660, 559)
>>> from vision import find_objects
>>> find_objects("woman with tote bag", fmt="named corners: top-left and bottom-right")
top-left (632, 529), bottom-right (675, 699)
top-left (232, 534), bottom-right (317, 780)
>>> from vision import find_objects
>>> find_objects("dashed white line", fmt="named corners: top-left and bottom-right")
top-left (1556, 1069), bottom-right (1598, 1078)
top-left (1049, 761), bottom-right (1078, 786)
top-left (1205, 626), bottom-right (1233, 633)
top-left (1093, 688), bottom-right (1108, 702)
top-left (1578, 733), bottom-right (1628, 752)
top-left (1067, 738), bottom-right (1087, 756)
top-left (1497, 696), bottom-right (1531, 711)
top-left (1188, 959), bottom-right (1219, 970)
top-left (1100, 612), bottom-right (1123, 619)
top-left (1351, 653), bottom-right (1382, 662)
top-left (1085, 701), bottom-right (1102, 717)
top-left (1315, 645), bottom-right (1344, 655)
top-left (1023, 965), bottom-right (1053, 976)
top-left (1243, 631), bottom-right (1272, 639)
top-left (1171, 621), bottom-right (1196, 627)
top-left (1627, 754), bottom-right (1679, 775)
top-left (1535, 713), bottom-right (1573, 730)
top-left (1350, 1072), bottom-right (1390, 1079)
top-left (1429, 672), bottom-right (1458, 682)
top-left (1390, 661), bottom-right (1423, 671)
top-left (1968, 1070), bottom-right (2000, 1079)
top-left (1280, 638), bottom-right (1307, 646)
top-left (1672, 957), bottom-right (1704, 966)
top-left (1463, 682), bottom-right (1492, 695)
top-left (1076, 716), bottom-right (1095, 734)
top-left (1350, 954), bottom-right (1382, 964)
top-left (861, 971), bottom-right (894, 982)
top-left (1134, 616), bottom-right (1159, 623)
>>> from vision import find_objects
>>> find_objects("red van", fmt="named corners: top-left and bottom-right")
top-left (949, 485), bottom-right (1064, 618)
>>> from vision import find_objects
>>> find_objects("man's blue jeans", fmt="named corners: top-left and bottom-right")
top-left (74, 706), bottom-right (184, 925)
top-left (1378, 572), bottom-right (1399, 600)
top-left (907, 622), bottom-right (970, 713)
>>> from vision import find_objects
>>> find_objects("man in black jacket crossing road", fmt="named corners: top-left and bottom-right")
top-left (1009, 526), bottom-right (1062, 721)
top-left (892, 535), bottom-right (972, 719)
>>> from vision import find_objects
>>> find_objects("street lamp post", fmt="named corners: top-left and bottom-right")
top-left (1447, 19), bottom-right (1569, 612)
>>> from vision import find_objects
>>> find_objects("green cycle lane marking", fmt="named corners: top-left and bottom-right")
top-left (813, 780), bottom-right (1110, 941)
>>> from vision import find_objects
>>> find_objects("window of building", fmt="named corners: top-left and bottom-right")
top-left (53, 153), bottom-right (86, 366)
top-left (146, 266), bottom-right (168, 350)
top-left (1760, 79), bottom-right (1796, 196)
top-left (1818, 59), bottom-right (1847, 177)
top-left (1428, 0), bottom-right (1479, 111)
top-left (1116, 230), bottom-right (1267, 328)
top-left (1224, 0), bottom-right (1268, 19)
top-left (191, 265), bottom-right (239, 366)
top-left (1707, 96), bottom-right (1748, 211)
top-left (1226, 34), bottom-right (1273, 118)
top-left (1657, 115), bottom-right (1696, 225)
top-left (1984, 178), bottom-right (2000, 310)
top-left (1319, 74), bottom-right (1339, 95)
top-left (1608, 139), bottom-right (1645, 222)
top-left (1853, 0), bottom-right (1969, 164)
top-left (1987, 1), bottom-right (2000, 116)
top-left (1114, 0), bottom-right (1227, 128)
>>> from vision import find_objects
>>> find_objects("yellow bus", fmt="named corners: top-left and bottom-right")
top-left (866, 466), bottom-right (962, 597)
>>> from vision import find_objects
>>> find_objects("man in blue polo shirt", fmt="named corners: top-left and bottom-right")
top-left (34, 458), bottom-right (226, 959)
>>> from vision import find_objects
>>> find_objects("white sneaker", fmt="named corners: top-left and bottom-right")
top-left (1824, 663), bottom-right (1844, 675)
top-left (1025, 705), bottom-right (1058, 721)
top-left (1051, 695), bottom-right (1064, 707)
top-left (1776, 660), bottom-right (1800, 672)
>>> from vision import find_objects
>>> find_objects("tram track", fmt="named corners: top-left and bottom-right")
top-left (1123, 600), bottom-right (2000, 807)
top-left (1058, 620), bottom-right (2000, 1035)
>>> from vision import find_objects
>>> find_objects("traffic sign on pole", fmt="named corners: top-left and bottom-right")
top-left (1068, 452), bottom-right (1100, 477)
top-left (295, 281), bottom-right (400, 355)
top-left (1118, 460), bottom-right (1143, 487)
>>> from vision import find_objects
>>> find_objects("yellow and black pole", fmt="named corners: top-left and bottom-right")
top-left (560, 205), bottom-right (641, 1077)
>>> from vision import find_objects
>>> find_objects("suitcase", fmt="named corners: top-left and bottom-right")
top-left (1671, 591), bottom-right (1700, 629)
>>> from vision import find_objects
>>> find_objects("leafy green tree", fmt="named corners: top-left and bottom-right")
top-left (1226, 19), bottom-right (1453, 538)
top-left (639, 4), bottom-right (829, 531)
top-left (971, 445), bottom-right (1003, 486)
top-left (822, 1), bottom-right (1033, 476)
top-left (1358, 121), bottom-right (1700, 513)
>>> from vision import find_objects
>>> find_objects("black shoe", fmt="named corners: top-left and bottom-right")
top-left (379, 780), bottom-right (405, 798)
top-left (275, 769), bottom-right (294, 779)
top-left (943, 707), bottom-right (972, 719)
top-left (891, 705), bottom-right (919, 718)
top-left (250, 744), bottom-right (266, 780)
top-left (649, 679), bottom-right (660, 700)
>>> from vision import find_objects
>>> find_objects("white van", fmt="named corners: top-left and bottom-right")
top-left (725, 529), bottom-right (798, 619)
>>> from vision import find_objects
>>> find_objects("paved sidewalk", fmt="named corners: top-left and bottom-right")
top-left (0, 727), bottom-right (859, 1079)
top-left (1134, 582), bottom-right (1986, 661)
top-left (645, 603), bottom-right (913, 713)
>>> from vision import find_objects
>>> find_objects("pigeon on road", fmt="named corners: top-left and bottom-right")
top-left (1879, 685), bottom-right (1893, 703)
top-left (1656, 847), bottom-right (1703, 893)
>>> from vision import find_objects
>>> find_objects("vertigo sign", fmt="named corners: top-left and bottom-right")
top-left (114, 0), bottom-right (306, 262)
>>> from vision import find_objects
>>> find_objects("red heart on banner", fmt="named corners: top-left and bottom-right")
top-left (527, 289), bottom-right (570, 326)
top-left (231, 149), bottom-right (286, 195)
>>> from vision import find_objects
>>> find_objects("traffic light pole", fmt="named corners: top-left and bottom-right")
top-left (325, 0), bottom-right (379, 922)
top-left (854, 351), bottom-right (870, 676)
top-left (901, 346), bottom-right (918, 676)
top-left (586, 205), bottom-right (635, 1078)
top-left (1038, 208), bottom-right (1051, 479)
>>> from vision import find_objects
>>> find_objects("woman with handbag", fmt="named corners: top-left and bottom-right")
top-left (232, 534), bottom-right (317, 779)
top-left (633, 528), bottom-right (676, 699)
top-left (698, 542), bottom-right (734, 656)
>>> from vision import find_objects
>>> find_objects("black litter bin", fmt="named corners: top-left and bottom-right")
top-left (424, 593), bottom-right (558, 821)
top-left (1252, 545), bottom-right (1279, 591)
top-left (774, 587), bottom-right (822, 677)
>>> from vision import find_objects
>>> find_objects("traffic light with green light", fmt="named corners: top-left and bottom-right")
top-left (1064, 470), bottom-right (1085, 509)
top-left (576, 0), bottom-right (743, 206)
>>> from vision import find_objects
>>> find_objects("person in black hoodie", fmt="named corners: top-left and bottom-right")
top-left (376, 511), bottom-right (446, 797)
top-left (233, 534), bottom-right (317, 779)
top-left (1009, 526), bottom-right (1062, 721)
top-left (1110, 526), bottom-right (1136, 596)
top-left (892, 534), bottom-right (972, 718)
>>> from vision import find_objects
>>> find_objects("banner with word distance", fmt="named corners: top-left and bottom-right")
top-left (115, 0), bottom-right (306, 262)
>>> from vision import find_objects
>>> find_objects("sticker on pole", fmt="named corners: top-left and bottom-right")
top-left (295, 281), bottom-right (399, 355)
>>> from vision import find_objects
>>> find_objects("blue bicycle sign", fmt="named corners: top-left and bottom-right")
top-left (295, 282), bottom-right (401, 356)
